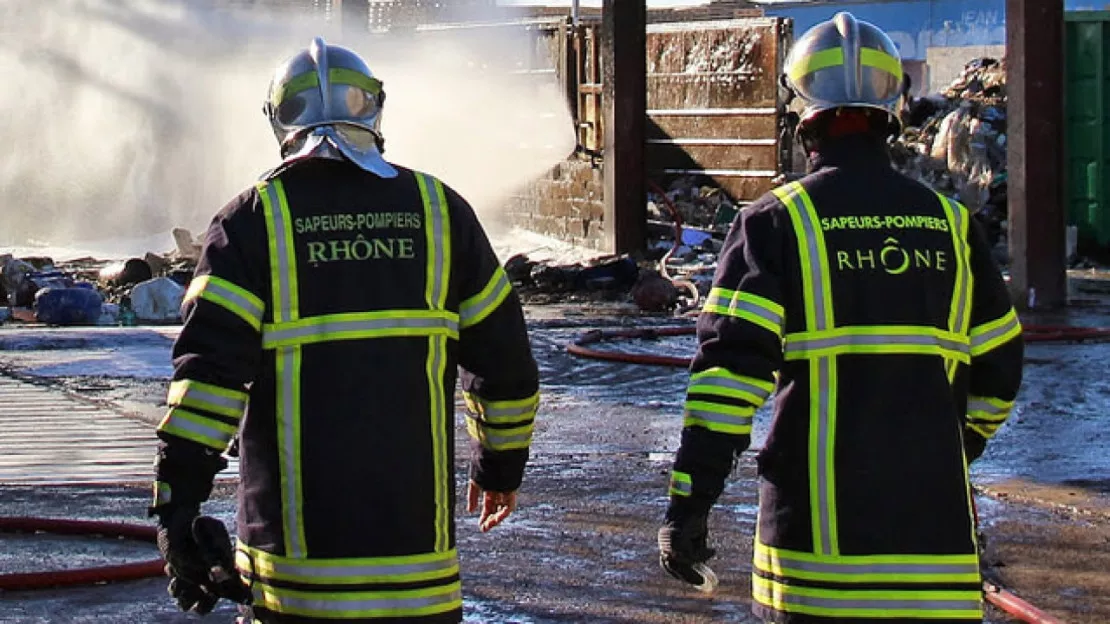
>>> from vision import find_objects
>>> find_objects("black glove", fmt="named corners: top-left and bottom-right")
top-left (156, 508), bottom-right (251, 613)
top-left (658, 499), bottom-right (719, 594)
top-left (157, 504), bottom-right (220, 614)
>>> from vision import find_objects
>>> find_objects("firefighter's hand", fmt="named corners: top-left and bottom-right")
top-left (156, 505), bottom-right (220, 614)
top-left (467, 480), bottom-right (517, 532)
top-left (658, 502), bottom-right (719, 594)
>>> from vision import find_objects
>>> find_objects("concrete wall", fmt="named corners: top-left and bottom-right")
top-left (926, 44), bottom-right (1006, 93)
top-left (504, 158), bottom-right (607, 251)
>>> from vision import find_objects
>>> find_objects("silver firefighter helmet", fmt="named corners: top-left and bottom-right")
top-left (783, 11), bottom-right (904, 134)
top-left (263, 37), bottom-right (397, 178)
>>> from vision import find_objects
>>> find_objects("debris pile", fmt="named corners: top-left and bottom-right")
top-left (890, 58), bottom-right (1009, 251)
top-left (0, 228), bottom-right (202, 327)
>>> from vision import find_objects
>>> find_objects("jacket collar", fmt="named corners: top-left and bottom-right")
top-left (808, 134), bottom-right (893, 172)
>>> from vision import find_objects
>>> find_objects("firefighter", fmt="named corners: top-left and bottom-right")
top-left (149, 38), bottom-right (539, 623)
top-left (657, 12), bottom-right (1023, 623)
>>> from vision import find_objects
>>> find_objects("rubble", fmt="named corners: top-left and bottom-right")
top-left (0, 229), bottom-right (202, 327)
top-left (891, 58), bottom-right (1009, 248)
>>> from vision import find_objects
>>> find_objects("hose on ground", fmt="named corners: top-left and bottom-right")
top-left (983, 581), bottom-right (1065, 624)
top-left (0, 517), bottom-right (165, 591)
top-left (567, 323), bottom-right (1110, 368)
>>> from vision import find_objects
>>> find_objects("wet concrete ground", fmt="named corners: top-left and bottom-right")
top-left (0, 304), bottom-right (1108, 622)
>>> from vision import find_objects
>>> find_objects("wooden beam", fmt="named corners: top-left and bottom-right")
top-left (1007, 0), bottom-right (1067, 309)
top-left (601, 0), bottom-right (647, 255)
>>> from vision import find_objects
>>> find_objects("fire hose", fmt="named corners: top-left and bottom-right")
top-left (567, 323), bottom-right (1110, 369)
top-left (0, 517), bottom-right (165, 590)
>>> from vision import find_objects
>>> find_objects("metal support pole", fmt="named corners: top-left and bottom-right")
top-left (601, 0), bottom-right (647, 255)
top-left (1007, 0), bottom-right (1067, 309)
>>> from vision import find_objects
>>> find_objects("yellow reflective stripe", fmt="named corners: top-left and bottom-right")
top-left (328, 68), bottom-right (382, 95)
top-left (937, 194), bottom-right (973, 383)
top-left (273, 72), bottom-right (319, 106)
top-left (777, 181), bottom-right (838, 556)
top-left (967, 422), bottom-right (1002, 439)
top-left (184, 275), bottom-right (265, 331)
top-left (463, 391), bottom-right (539, 425)
top-left (259, 180), bottom-right (299, 324)
top-left (754, 542), bottom-right (980, 584)
top-left (969, 308), bottom-right (1022, 357)
top-left (702, 287), bottom-right (785, 336)
top-left (416, 172), bottom-right (451, 554)
top-left (788, 47), bottom-right (903, 84)
top-left (153, 480), bottom-right (172, 507)
top-left (167, 379), bottom-right (248, 419)
top-left (262, 310), bottom-right (460, 349)
top-left (788, 47), bottom-right (844, 82)
top-left (684, 401), bottom-right (754, 435)
top-left (967, 396), bottom-right (1013, 423)
top-left (860, 47), bottom-right (904, 81)
top-left (669, 470), bottom-right (692, 497)
top-left (272, 70), bottom-right (383, 106)
top-left (261, 178), bottom-right (307, 559)
top-left (157, 408), bottom-right (238, 451)
top-left (688, 367), bottom-right (774, 406)
top-left (249, 579), bottom-right (462, 619)
top-left (236, 544), bottom-right (459, 584)
top-left (752, 576), bottom-right (981, 619)
top-left (784, 326), bottom-right (970, 363)
top-left (775, 185), bottom-right (816, 331)
top-left (460, 266), bottom-right (512, 329)
top-left (465, 417), bottom-right (533, 451)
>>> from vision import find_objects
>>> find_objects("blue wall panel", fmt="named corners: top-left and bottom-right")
top-left (762, 0), bottom-right (1102, 59)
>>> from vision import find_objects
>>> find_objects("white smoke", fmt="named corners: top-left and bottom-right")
top-left (0, 0), bottom-right (575, 254)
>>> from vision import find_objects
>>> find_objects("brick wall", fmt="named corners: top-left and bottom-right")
top-left (504, 157), bottom-right (607, 251)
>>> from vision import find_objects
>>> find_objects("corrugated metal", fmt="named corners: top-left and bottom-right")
top-left (0, 375), bottom-right (236, 485)
top-left (645, 18), bottom-right (789, 201)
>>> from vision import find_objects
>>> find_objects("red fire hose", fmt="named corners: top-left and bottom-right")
top-left (567, 323), bottom-right (1110, 369)
top-left (982, 581), bottom-right (1064, 623)
top-left (0, 517), bottom-right (165, 590)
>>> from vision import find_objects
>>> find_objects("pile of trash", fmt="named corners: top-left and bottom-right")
top-left (891, 58), bottom-right (1009, 251)
top-left (0, 228), bottom-right (202, 327)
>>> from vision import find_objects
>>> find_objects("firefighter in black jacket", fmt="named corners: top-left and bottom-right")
top-left (658, 13), bottom-right (1023, 623)
top-left (149, 38), bottom-right (539, 623)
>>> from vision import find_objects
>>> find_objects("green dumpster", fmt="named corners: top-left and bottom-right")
top-left (1066, 11), bottom-right (1110, 247)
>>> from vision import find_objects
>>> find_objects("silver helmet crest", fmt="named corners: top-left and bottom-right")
top-left (263, 37), bottom-right (397, 178)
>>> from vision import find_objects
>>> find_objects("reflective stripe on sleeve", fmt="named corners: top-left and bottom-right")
top-left (969, 308), bottom-right (1022, 357)
top-left (702, 287), bottom-right (785, 337)
top-left (465, 417), bottom-right (533, 451)
top-left (463, 392), bottom-right (539, 426)
top-left (669, 471), bottom-right (692, 497)
top-left (752, 575), bottom-right (982, 620)
top-left (683, 402), bottom-right (754, 435)
top-left (157, 408), bottom-right (238, 451)
top-left (460, 266), bottom-right (512, 329)
top-left (166, 379), bottom-right (248, 419)
top-left (687, 367), bottom-right (774, 407)
top-left (183, 275), bottom-right (265, 331)
top-left (966, 395), bottom-right (1013, 439)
